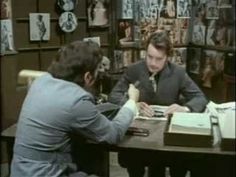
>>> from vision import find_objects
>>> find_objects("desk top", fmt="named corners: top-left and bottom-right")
top-left (1, 120), bottom-right (235, 156)
top-left (115, 120), bottom-right (235, 156)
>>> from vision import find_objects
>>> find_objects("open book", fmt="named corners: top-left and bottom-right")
top-left (135, 105), bottom-right (168, 120)
top-left (168, 112), bottom-right (211, 135)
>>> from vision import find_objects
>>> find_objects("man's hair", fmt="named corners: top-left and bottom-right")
top-left (48, 40), bottom-right (103, 86)
top-left (146, 31), bottom-right (173, 56)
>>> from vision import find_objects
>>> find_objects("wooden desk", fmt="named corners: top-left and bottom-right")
top-left (1, 120), bottom-right (235, 176)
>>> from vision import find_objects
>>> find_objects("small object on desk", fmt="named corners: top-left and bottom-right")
top-left (135, 105), bottom-right (168, 121)
top-left (126, 127), bottom-right (150, 137)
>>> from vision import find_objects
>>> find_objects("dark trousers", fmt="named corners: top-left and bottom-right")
top-left (118, 152), bottom-right (165, 177)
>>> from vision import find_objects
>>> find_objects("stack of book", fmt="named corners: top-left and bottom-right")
top-left (164, 112), bottom-right (213, 147)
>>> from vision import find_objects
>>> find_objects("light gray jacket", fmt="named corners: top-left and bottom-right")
top-left (11, 73), bottom-right (136, 177)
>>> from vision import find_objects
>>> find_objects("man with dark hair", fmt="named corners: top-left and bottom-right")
top-left (108, 31), bottom-right (208, 177)
top-left (10, 41), bottom-right (140, 177)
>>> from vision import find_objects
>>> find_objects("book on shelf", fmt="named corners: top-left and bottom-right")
top-left (168, 112), bottom-right (211, 135)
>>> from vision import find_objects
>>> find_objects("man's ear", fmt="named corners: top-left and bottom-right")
top-left (84, 71), bottom-right (95, 86)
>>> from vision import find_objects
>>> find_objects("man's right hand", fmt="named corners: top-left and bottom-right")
top-left (138, 102), bottom-right (154, 117)
top-left (128, 84), bottom-right (139, 103)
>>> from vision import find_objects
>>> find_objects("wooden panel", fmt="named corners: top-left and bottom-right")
top-left (14, 23), bottom-right (38, 49)
top-left (38, 0), bottom-right (58, 17)
top-left (16, 52), bottom-right (40, 72)
top-left (12, 0), bottom-right (37, 18)
top-left (40, 50), bottom-right (57, 70)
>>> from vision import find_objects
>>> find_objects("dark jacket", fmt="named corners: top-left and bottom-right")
top-left (108, 60), bottom-right (208, 112)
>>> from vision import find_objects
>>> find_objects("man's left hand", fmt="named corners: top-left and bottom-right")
top-left (164, 104), bottom-right (190, 116)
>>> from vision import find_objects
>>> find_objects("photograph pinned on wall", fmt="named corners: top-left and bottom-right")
top-left (206, 0), bottom-right (219, 19)
top-left (206, 19), bottom-right (216, 46)
top-left (191, 24), bottom-right (206, 45)
top-left (1, 0), bottom-right (12, 19)
top-left (213, 23), bottom-right (234, 47)
top-left (123, 50), bottom-right (133, 67)
top-left (172, 19), bottom-right (189, 45)
top-left (193, 2), bottom-right (206, 26)
top-left (218, 0), bottom-right (232, 8)
top-left (59, 12), bottom-right (77, 33)
top-left (160, 0), bottom-right (176, 18)
top-left (87, 0), bottom-right (109, 27)
top-left (57, 0), bottom-right (78, 11)
top-left (158, 17), bottom-right (175, 31)
top-left (118, 19), bottom-right (134, 46)
top-left (121, 0), bottom-right (133, 19)
top-left (218, 8), bottom-right (234, 25)
top-left (139, 18), bottom-right (158, 46)
top-left (30, 13), bottom-right (50, 41)
top-left (200, 50), bottom-right (224, 88)
top-left (83, 36), bottom-right (101, 47)
top-left (1, 19), bottom-right (15, 55)
top-left (169, 48), bottom-right (187, 68)
top-left (187, 48), bottom-right (201, 74)
top-left (113, 50), bottom-right (124, 71)
top-left (177, 0), bottom-right (192, 18)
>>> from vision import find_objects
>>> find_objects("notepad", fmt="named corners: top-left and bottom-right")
top-left (169, 112), bottom-right (211, 135)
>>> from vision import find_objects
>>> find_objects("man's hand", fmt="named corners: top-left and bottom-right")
top-left (128, 84), bottom-right (140, 103)
top-left (164, 104), bottom-right (190, 116)
top-left (138, 102), bottom-right (154, 117)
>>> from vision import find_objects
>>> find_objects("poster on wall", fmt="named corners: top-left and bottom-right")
top-left (200, 50), bottom-right (224, 88)
top-left (87, 0), bottom-right (109, 27)
top-left (0, 0), bottom-right (16, 55)
top-left (121, 0), bottom-right (133, 19)
top-left (188, 48), bottom-right (201, 74)
top-left (30, 13), bottom-right (50, 41)
top-left (177, 0), bottom-right (191, 18)
top-left (169, 48), bottom-right (187, 68)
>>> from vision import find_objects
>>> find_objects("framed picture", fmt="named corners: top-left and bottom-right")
top-left (191, 24), bottom-right (206, 45)
top-left (121, 0), bottom-right (133, 19)
top-left (200, 50), bottom-right (224, 88)
top-left (1, 0), bottom-right (12, 19)
top-left (170, 48), bottom-right (187, 68)
top-left (57, 0), bottom-right (78, 11)
top-left (118, 19), bottom-right (134, 46)
top-left (59, 12), bottom-right (77, 33)
top-left (87, 0), bottom-right (109, 27)
top-left (177, 0), bottom-right (191, 18)
top-left (0, 0), bottom-right (16, 55)
top-left (123, 50), bottom-right (133, 67)
top-left (218, 0), bottom-right (232, 8)
top-left (113, 50), bottom-right (124, 71)
top-left (187, 48), bottom-right (201, 74)
top-left (160, 0), bottom-right (176, 18)
top-left (206, 0), bottom-right (219, 19)
top-left (1, 19), bottom-right (15, 54)
top-left (30, 13), bottom-right (50, 41)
